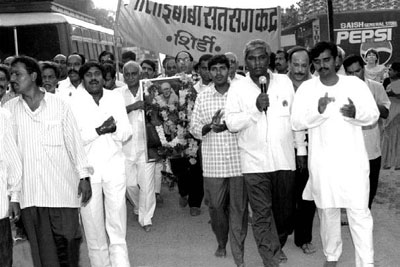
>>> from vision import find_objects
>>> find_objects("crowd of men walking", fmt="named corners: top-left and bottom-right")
top-left (1, 37), bottom-right (398, 267)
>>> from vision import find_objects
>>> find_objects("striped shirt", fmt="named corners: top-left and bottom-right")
top-left (0, 108), bottom-right (22, 219)
top-left (190, 85), bottom-right (242, 178)
top-left (4, 92), bottom-right (92, 209)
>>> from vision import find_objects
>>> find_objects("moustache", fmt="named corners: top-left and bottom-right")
top-left (318, 68), bottom-right (329, 72)
top-left (68, 69), bottom-right (79, 75)
top-left (89, 80), bottom-right (99, 84)
top-left (294, 72), bottom-right (305, 76)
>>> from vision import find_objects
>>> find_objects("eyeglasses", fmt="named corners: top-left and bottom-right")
top-left (177, 58), bottom-right (191, 63)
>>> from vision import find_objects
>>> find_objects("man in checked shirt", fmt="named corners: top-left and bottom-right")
top-left (190, 54), bottom-right (248, 267)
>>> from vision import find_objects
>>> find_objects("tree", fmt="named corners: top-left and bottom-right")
top-left (281, 5), bottom-right (302, 29)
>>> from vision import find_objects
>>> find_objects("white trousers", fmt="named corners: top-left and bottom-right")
top-left (126, 159), bottom-right (156, 226)
top-left (318, 208), bottom-right (374, 267)
top-left (80, 174), bottom-right (130, 267)
top-left (154, 162), bottom-right (163, 194)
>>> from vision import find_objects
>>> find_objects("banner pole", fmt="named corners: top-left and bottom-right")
top-left (114, 0), bottom-right (123, 79)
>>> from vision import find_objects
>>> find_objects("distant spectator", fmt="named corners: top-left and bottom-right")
top-left (99, 51), bottom-right (115, 64)
top-left (162, 56), bottom-right (177, 77)
top-left (275, 49), bottom-right (289, 74)
top-left (140, 59), bottom-right (157, 79)
top-left (40, 61), bottom-right (60, 94)
top-left (53, 54), bottom-right (68, 80)
top-left (122, 51), bottom-right (136, 64)
top-left (103, 63), bottom-right (118, 90)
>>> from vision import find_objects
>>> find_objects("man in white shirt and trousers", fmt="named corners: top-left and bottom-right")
top-left (225, 39), bottom-right (306, 266)
top-left (0, 107), bottom-right (22, 267)
top-left (70, 62), bottom-right (132, 267)
top-left (116, 61), bottom-right (156, 232)
top-left (291, 41), bottom-right (379, 267)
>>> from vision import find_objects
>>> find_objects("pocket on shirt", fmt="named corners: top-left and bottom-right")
top-left (277, 99), bottom-right (290, 117)
top-left (42, 121), bottom-right (64, 146)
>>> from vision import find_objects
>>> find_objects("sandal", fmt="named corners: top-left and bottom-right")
top-left (301, 242), bottom-right (316, 254)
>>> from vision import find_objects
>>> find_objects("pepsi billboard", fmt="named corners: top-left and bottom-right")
top-left (333, 10), bottom-right (400, 65)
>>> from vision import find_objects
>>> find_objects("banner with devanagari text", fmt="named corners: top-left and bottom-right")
top-left (117, 0), bottom-right (281, 63)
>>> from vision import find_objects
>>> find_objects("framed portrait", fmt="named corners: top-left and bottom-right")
top-left (140, 76), bottom-right (184, 162)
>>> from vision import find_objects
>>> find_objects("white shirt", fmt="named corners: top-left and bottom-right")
top-left (56, 78), bottom-right (81, 104)
top-left (362, 78), bottom-right (391, 160)
top-left (69, 87), bottom-right (132, 183)
top-left (225, 72), bottom-right (306, 173)
top-left (0, 108), bottom-right (22, 219)
top-left (115, 85), bottom-right (146, 162)
top-left (194, 79), bottom-right (212, 94)
top-left (4, 92), bottom-right (92, 209)
top-left (291, 75), bottom-right (380, 209)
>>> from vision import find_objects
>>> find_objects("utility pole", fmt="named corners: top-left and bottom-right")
top-left (326, 0), bottom-right (334, 42)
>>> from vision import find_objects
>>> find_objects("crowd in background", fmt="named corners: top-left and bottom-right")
top-left (0, 38), bottom-right (399, 267)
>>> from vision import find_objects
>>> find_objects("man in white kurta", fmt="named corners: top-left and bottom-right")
top-left (116, 61), bottom-right (156, 232)
top-left (70, 62), bottom-right (132, 267)
top-left (291, 42), bottom-right (379, 267)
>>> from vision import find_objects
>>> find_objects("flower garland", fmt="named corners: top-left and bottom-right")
top-left (143, 74), bottom-right (200, 164)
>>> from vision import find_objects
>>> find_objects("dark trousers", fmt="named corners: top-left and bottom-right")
top-left (270, 170), bottom-right (296, 248)
top-left (244, 173), bottom-right (280, 267)
top-left (170, 157), bottom-right (204, 208)
top-left (21, 207), bottom-right (82, 267)
top-left (204, 176), bottom-right (248, 266)
top-left (369, 156), bottom-right (381, 209)
top-left (293, 168), bottom-right (316, 247)
top-left (0, 217), bottom-right (13, 267)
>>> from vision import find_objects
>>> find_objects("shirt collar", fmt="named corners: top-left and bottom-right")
top-left (210, 84), bottom-right (229, 97)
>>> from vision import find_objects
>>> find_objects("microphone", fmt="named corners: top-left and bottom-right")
top-left (259, 76), bottom-right (267, 94)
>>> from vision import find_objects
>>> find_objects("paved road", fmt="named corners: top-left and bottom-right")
top-left (12, 170), bottom-right (400, 267)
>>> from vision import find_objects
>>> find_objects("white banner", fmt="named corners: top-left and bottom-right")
top-left (117, 0), bottom-right (281, 62)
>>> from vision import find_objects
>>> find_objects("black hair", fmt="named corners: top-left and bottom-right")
top-left (98, 51), bottom-right (115, 62)
top-left (276, 49), bottom-right (289, 61)
top-left (343, 54), bottom-right (365, 71)
top-left (310, 41), bottom-right (338, 61)
top-left (198, 54), bottom-right (213, 64)
top-left (122, 51), bottom-right (136, 62)
top-left (79, 61), bottom-right (106, 80)
top-left (40, 61), bottom-right (61, 79)
top-left (11, 56), bottom-right (42, 86)
top-left (0, 64), bottom-right (10, 81)
top-left (140, 59), bottom-right (156, 72)
top-left (207, 54), bottom-right (230, 70)
top-left (162, 56), bottom-right (175, 68)
top-left (103, 63), bottom-right (116, 79)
